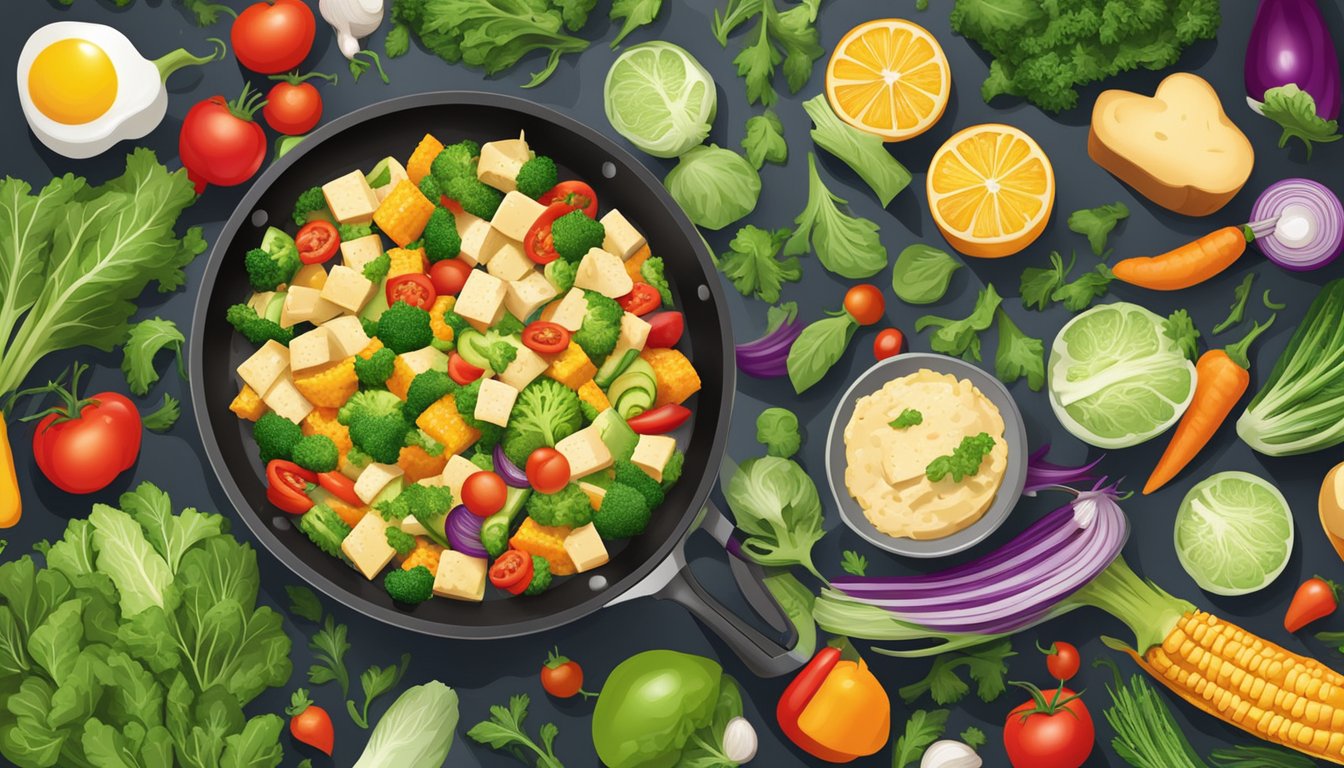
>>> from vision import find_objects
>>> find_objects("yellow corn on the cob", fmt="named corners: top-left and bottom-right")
top-left (292, 358), bottom-right (359, 408)
top-left (388, 246), bottom-right (428, 279)
top-left (358, 338), bottom-right (384, 358)
top-left (416, 395), bottom-right (480, 455)
top-left (545, 343), bottom-right (597, 390)
top-left (625, 244), bottom-right (651, 282)
top-left (429, 296), bottom-right (457, 344)
top-left (401, 536), bottom-right (443, 572)
top-left (510, 518), bottom-right (576, 576)
top-left (387, 356), bottom-right (416, 399)
top-left (577, 380), bottom-right (611, 413)
top-left (642, 348), bottom-right (701, 407)
top-left (374, 181), bottom-right (436, 247)
top-left (398, 444), bottom-right (448, 483)
top-left (407, 134), bottom-right (444, 185)
top-left (229, 385), bottom-right (267, 421)
top-left (303, 408), bottom-right (353, 454)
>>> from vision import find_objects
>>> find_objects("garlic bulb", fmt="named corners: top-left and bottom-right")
top-left (721, 717), bottom-right (758, 764)
top-left (920, 740), bottom-right (982, 768)
top-left (319, 0), bottom-right (384, 60)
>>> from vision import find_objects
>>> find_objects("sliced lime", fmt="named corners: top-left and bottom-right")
top-left (604, 42), bottom-right (717, 159)
top-left (1174, 471), bottom-right (1293, 596)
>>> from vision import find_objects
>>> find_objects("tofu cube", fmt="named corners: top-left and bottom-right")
top-left (236, 340), bottom-right (289, 395)
top-left (600, 209), bottom-right (647, 260)
top-left (341, 234), bottom-right (385, 273)
top-left (505, 271), bottom-right (559, 320)
top-left (564, 523), bottom-right (609, 573)
top-left (261, 376), bottom-right (313, 424)
top-left (631, 434), bottom-right (677, 482)
top-left (321, 265), bottom-right (376, 313)
top-left (575, 248), bottom-right (634, 299)
top-left (490, 191), bottom-right (547, 242)
top-left (433, 550), bottom-right (488, 601)
top-left (456, 211), bottom-right (494, 267)
top-left (289, 327), bottom-right (333, 373)
top-left (455, 270), bottom-right (508, 330)
top-left (440, 455), bottom-right (480, 502)
top-left (400, 515), bottom-right (430, 537)
top-left (280, 286), bottom-right (342, 329)
top-left (474, 378), bottom-right (520, 427)
top-left (292, 263), bottom-right (329, 291)
top-left (355, 462), bottom-right (405, 505)
top-left (323, 315), bottom-right (371, 359)
top-left (368, 157), bottom-right (409, 202)
top-left (247, 291), bottom-right (275, 315)
top-left (618, 312), bottom-right (652, 352)
top-left (548, 288), bottom-right (589, 332)
top-left (400, 347), bottom-right (448, 376)
top-left (476, 136), bottom-right (531, 193)
top-left (322, 169), bottom-right (380, 224)
top-left (341, 514), bottom-right (396, 580)
top-left (555, 426), bottom-right (614, 479)
top-left (496, 344), bottom-right (549, 390)
top-left (487, 241), bottom-right (533, 282)
top-left (578, 481), bottom-right (607, 509)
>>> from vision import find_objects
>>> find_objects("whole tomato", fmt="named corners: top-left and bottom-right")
top-left (540, 649), bottom-right (589, 699)
top-left (29, 365), bottom-right (141, 495)
top-left (263, 71), bottom-right (336, 135)
top-left (286, 689), bottom-right (334, 755)
top-left (231, 0), bottom-right (316, 75)
top-left (180, 84), bottom-right (269, 193)
top-left (1043, 641), bottom-right (1081, 681)
top-left (1003, 686), bottom-right (1094, 768)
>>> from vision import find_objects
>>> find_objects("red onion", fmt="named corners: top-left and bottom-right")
top-left (1023, 444), bottom-right (1104, 496)
top-left (493, 443), bottom-right (530, 488)
top-left (445, 505), bottom-right (488, 558)
top-left (1245, 0), bottom-right (1340, 119)
top-left (736, 303), bottom-right (803, 378)
top-left (1251, 178), bottom-right (1344, 270)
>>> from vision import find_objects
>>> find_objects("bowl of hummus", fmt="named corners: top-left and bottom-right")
top-left (825, 354), bottom-right (1028, 558)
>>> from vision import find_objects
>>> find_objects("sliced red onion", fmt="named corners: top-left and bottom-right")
top-left (1023, 444), bottom-right (1104, 496)
top-left (1251, 178), bottom-right (1344, 270)
top-left (493, 444), bottom-right (530, 488)
top-left (446, 505), bottom-right (488, 558)
top-left (736, 310), bottom-right (803, 379)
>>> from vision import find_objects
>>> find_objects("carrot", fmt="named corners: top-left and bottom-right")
top-left (1144, 315), bottom-right (1275, 494)
top-left (0, 419), bottom-right (19, 528)
top-left (1112, 226), bottom-right (1250, 291)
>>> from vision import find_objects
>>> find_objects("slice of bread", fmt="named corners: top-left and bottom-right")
top-left (1088, 73), bottom-right (1254, 217)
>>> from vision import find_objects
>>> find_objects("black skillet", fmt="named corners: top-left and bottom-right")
top-left (189, 91), bottom-right (806, 677)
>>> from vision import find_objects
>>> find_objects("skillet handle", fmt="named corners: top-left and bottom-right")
top-left (652, 501), bottom-right (809, 678)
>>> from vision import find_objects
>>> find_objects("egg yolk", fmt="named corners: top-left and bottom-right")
top-left (28, 38), bottom-right (118, 125)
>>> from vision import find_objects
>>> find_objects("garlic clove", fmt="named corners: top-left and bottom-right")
top-left (721, 716), bottom-right (758, 764)
top-left (920, 740), bottom-right (983, 768)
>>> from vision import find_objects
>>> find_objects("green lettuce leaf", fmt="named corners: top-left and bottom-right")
top-left (714, 226), bottom-right (799, 303)
top-left (742, 110), bottom-right (787, 169)
top-left (121, 317), bottom-right (185, 396)
top-left (785, 153), bottom-right (887, 279)
top-left (1260, 84), bottom-right (1342, 159)
top-left (803, 95), bottom-right (910, 205)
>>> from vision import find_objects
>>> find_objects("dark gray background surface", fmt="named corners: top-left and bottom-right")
top-left (5, 0), bottom-right (1344, 765)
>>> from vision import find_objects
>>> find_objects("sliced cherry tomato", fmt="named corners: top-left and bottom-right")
top-left (430, 259), bottom-right (472, 296)
top-left (618, 283), bottom-right (661, 316)
top-left (526, 448), bottom-right (571, 494)
top-left (462, 471), bottom-right (508, 517)
top-left (296, 220), bottom-right (339, 264)
top-left (626, 404), bottom-right (691, 435)
top-left (386, 273), bottom-right (436, 310)
top-left (524, 202), bottom-right (579, 265)
top-left (844, 284), bottom-right (885, 326)
top-left (645, 312), bottom-right (684, 348)
top-left (266, 460), bottom-right (316, 514)
top-left (318, 471), bottom-right (362, 507)
top-left (489, 549), bottom-right (534, 595)
top-left (522, 321), bottom-right (571, 355)
top-left (448, 353), bottom-right (485, 385)
top-left (873, 328), bottom-right (905, 360)
top-left (539, 181), bottom-right (598, 218)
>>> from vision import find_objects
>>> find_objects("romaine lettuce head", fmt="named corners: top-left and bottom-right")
top-left (354, 681), bottom-right (458, 768)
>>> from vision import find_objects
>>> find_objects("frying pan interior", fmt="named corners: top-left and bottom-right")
top-left (192, 93), bottom-right (733, 638)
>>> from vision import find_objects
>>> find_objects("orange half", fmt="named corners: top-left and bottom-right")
top-left (825, 19), bottom-right (951, 142)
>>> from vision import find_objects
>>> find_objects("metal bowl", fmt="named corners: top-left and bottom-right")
top-left (824, 353), bottom-right (1029, 558)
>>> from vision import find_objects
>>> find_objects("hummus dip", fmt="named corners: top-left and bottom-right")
top-left (843, 369), bottom-right (1008, 540)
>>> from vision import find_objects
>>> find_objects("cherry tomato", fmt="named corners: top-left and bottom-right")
top-left (645, 312), bottom-right (684, 348)
top-left (873, 328), bottom-right (905, 360)
top-left (180, 85), bottom-right (269, 193)
top-left (30, 370), bottom-right (141, 495)
top-left (541, 649), bottom-right (588, 698)
top-left (625, 404), bottom-right (691, 435)
top-left (489, 549), bottom-right (534, 595)
top-left (1043, 641), bottom-right (1081, 681)
top-left (296, 220), bottom-right (339, 264)
top-left (430, 258), bottom-right (472, 296)
top-left (844, 284), bottom-right (885, 326)
top-left (618, 283), bottom-right (661, 316)
top-left (231, 0), bottom-right (316, 75)
top-left (286, 689), bottom-right (334, 756)
top-left (318, 471), bottom-right (362, 507)
top-left (522, 321), bottom-right (571, 355)
top-left (1004, 687), bottom-right (1094, 768)
top-left (448, 353), bottom-right (485, 386)
top-left (262, 71), bottom-right (335, 135)
top-left (526, 448), bottom-right (571, 494)
top-left (266, 460), bottom-right (316, 514)
top-left (539, 181), bottom-right (598, 218)
top-left (1285, 577), bottom-right (1341, 632)
top-left (386, 274), bottom-right (437, 311)
top-left (462, 471), bottom-right (507, 517)
top-left (524, 202), bottom-right (579, 265)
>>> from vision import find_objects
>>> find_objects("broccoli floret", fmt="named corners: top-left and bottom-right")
top-left (292, 186), bottom-right (329, 226)
top-left (338, 390), bottom-right (413, 464)
top-left (471, 451), bottom-right (494, 472)
top-left (339, 222), bottom-right (374, 240)
top-left (418, 175), bottom-right (442, 202)
top-left (501, 379), bottom-right (583, 466)
top-left (515, 155), bottom-right (558, 199)
top-left (481, 488), bottom-right (528, 557)
top-left (613, 460), bottom-right (665, 508)
top-left (245, 247), bottom-right (298, 291)
top-left (593, 482), bottom-right (652, 539)
top-left (299, 504), bottom-right (351, 558)
top-left (404, 370), bottom-right (455, 419)
top-left (544, 259), bottom-right (577, 294)
top-left (422, 207), bottom-right (462, 263)
top-left (550, 210), bottom-right (605, 263)
top-left (523, 556), bottom-right (552, 596)
top-left (579, 399), bottom-right (599, 423)
top-left (360, 317), bottom-right (379, 337)
top-left (378, 301), bottom-right (434, 354)
top-left (452, 379), bottom-right (505, 450)
top-left (442, 309), bottom-right (472, 338)
top-left (525, 483), bottom-right (593, 528)
top-left (431, 141), bottom-right (480, 186)
top-left (377, 483), bottom-right (455, 538)
top-left (355, 347), bottom-right (396, 387)
top-left (384, 565), bottom-right (433, 604)
top-left (486, 341), bottom-right (518, 374)
top-left (660, 450), bottom-right (685, 491)
top-left (346, 447), bottom-right (372, 473)
top-left (574, 291), bottom-right (623, 361)
top-left (226, 303), bottom-right (294, 345)
top-left (405, 428), bottom-right (446, 457)
top-left (292, 434), bottom-right (339, 473)
top-left (641, 256), bottom-right (673, 306)
top-left (253, 412), bottom-right (303, 463)
top-left (385, 526), bottom-right (416, 556)
top-left (445, 176), bottom-right (503, 220)
top-left (363, 251), bottom-right (391, 283)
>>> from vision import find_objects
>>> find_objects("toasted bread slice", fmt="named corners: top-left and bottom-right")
top-left (1088, 73), bottom-right (1253, 217)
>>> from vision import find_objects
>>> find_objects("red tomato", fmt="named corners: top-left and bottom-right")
top-left (1003, 687), bottom-right (1094, 768)
top-left (1285, 577), bottom-right (1341, 632)
top-left (844, 284), bottom-right (885, 326)
top-left (266, 460), bottom-right (316, 514)
top-left (539, 181), bottom-right (598, 218)
top-left (489, 549), bottom-right (534, 595)
top-left (318, 471), bottom-right (362, 507)
top-left (645, 312), bottom-right (684, 348)
top-left (296, 220), bottom-right (339, 264)
top-left (522, 321), bottom-right (570, 355)
top-left (873, 328), bottom-right (905, 360)
top-left (541, 649), bottom-right (588, 698)
top-left (263, 71), bottom-right (335, 135)
top-left (448, 353), bottom-right (485, 386)
top-left (386, 274), bottom-right (436, 310)
top-left (462, 471), bottom-right (507, 517)
top-left (286, 691), bottom-right (334, 755)
top-left (430, 259), bottom-right (472, 296)
top-left (31, 376), bottom-right (141, 495)
top-left (526, 448), bottom-right (571, 494)
top-left (625, 404), bottom-right (691, 435)
top-left (1043, 641), bottom-right (1081, 681)
top-left (524, 202), bottom-right (579, 265)
top-left (231, 0), bottom-right (316, 75)
top-left (180, 85), bottom-right (269, 193)
top-left (618, 283), bottom-right (661, 316)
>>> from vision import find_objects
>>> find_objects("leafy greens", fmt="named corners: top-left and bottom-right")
top-left (802, 95), bottom-right (911, 206)
top-left (712, 0), bottom-right (823, 106)
top-left (610, 0), bottom-right (663, 48)
top-left (1259, 84), bottom-right (1342, 159)
top-left (1067, 202), bottom-right (1129, 257)
top-left (891, 244), bottom-right (961, 305)
top-left (743, 111), bottom-right (788, 169)
top-left (353, 681), bottom-right (458, 768)
top-left (898, 640), bottom-right (1015, 705)
top-left (915, 284), bottom-right (1001, 361)
top-left (892, 709), bottom-right (949, 768)
top-left (121, 317), bottom-right (185, 396)
top-left (995, 309), bottom-right (1045, 391)
top-left (714, 225), bottom-right (800, 303)
top-left (467, 694), bottom-right (563, 768)
top-left (665, 145), bottom-right (761, 231)
top-left (141, 393), bottom-right (182, 433)
top-left (785, 153), bottom-right (887, 279)
top-left (724, 455), bottom-right (825, 580)
top-left (756, 407), bottom-right (800, 458)
top-left (787, 312), bottom-right (857, 393)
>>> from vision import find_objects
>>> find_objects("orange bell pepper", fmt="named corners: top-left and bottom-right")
top-left (777, 646), bottom-right (891, 763)
top-left (0, 419), bottom-right (20, 528)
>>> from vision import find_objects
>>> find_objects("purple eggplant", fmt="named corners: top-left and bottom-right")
top-left (1245, 0), bottom-right (1340, 119)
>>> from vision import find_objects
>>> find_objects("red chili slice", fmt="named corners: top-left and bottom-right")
top-left (625, 404), bottom-right (692, 434)
top-left (266, 459), bottom-right (316, 514)
top-left (539, 181), bottom-right (598, 218)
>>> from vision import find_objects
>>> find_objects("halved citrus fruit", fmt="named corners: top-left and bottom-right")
top-left (825, 19), bottom-right (951, 142)
top-left (927, 123), bottom-right (1055, 259)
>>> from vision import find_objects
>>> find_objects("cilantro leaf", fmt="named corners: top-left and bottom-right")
top-left (1019, 251), bottom-right (1072, 311)
top-left (121, 317), bottom-right (185, 396)
top-left (898, 640), bottom-right (1016, 705)
top-left (1164, 309), bottom-right (1201, 362)
top-left (915, 285), bottom-right (1002, 361)
top-left (712, 0), bottom-right (823, 106)
top-left (308, 615), bottom-right (351, 697)
top-left (994, 310), bottom-right (1044, 391)
top-left (1051, 264), bottom-right (1113, 312)
top-left (286, 584), bottom-right (324, 623)
top-left (1067, 202), bottom-right (1129, 257)
top-left (926, 432), bottom-right (996, 483)
top-left (784, 153), bottom-right (887, 279)
top-left (889, 409), bottom-right (923, 429)
top-left (840, 550), bottom-right (868, 576)
top-left (803, 95), bottom-right (911, 205)
top-left (141, 393), bottom-right (181, 433)
top-left (743, 110), bottom-right (788, 169)
top-left (960, 726), bottom-right (987, 750)
top-left (384, 22), bottom-right (411, 58)
top-left (610, 0), bottom-right (663, 47)
top-left (1260, 84), bottom-right (1342, 159)
top-left (1213, 272), bottom-right (1255, 334)
top-left (714, 226), bottom-right (800, 303)
top-left (892, 709), bottom-right (949, 768)
top-left (347, 653), bottom-right (411, 729)
top-left (467, 694), bottom-right (564, 767)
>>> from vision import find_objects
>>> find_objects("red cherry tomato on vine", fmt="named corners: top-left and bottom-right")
top-left (180, 85), bottom-right (269, 193)
top-left (286, 690), bottom-right (334, 755)
top-left (873, 328), bottom-right (905, 360)
top-left (1003, 687), bottom-right (1093, 768)
top-left (296, 220), bottom-right (339, 264)
top-left (526, 448), bottom-right (571, 494)
top-left (1042, 641), bottom-right (1081, 681)
top-left (263, 71), bottom-right (336, 135)
top-left (539, 181), bottom-right (599, 218)
top-left (462, 471), bottom-right (507, 517)
top-left (430, 259), bottom-right (472, 296)
top-left (231, 0), bottom-right (316, 75)
top-left (844, 284), bottom-right (885, 326)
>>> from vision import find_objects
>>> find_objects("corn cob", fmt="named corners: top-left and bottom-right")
top-left (387, 246), bottom-right (428, 279)
top-left (386, 355), bottom-right (416, 399)
top-left (398, 444), bottom-right (448, 483)
top-left (292, 358), bottom-right (359, 408)
top-left (510, 518), bottom-right (576, 576)
top-left (545, 343), bottom-right (597, 390)
top-left (407, 134), bottom-right (444, 185)
top-left (401, 536), bottom-right (443, 572)
top-left (302, 408), bottom-right (353, 454)
top-left (577, 380), bottom-right (611, 413)
top-left (229, 385), bottom-right (267, 421)
top-left (642, 348), bottom-right (702, 407)
top-left (415, 395), bottom-right (480, 455)
top-left (374, 181), bottom-right (436, 247)
top-left (429, 296), bottom-right (457, 344)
